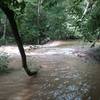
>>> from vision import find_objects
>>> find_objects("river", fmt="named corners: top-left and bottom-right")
top-left (0, 40), bottom-right (100, 100)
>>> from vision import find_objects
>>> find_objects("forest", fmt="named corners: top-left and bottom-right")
top-left (0, 0), bottom-right (100, 100)
top-left (0, 0), bottom-right (100, 45)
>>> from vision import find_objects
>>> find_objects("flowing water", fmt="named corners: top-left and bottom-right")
top-left (0, 41), bottom-right (100, 100)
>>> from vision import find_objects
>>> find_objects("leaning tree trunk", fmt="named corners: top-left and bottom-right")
top-left (0, 2), bottom-right (37, 76)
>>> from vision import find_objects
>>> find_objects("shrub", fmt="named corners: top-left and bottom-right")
top-left (0, 52), bottom-right (9, 73)
top-left (0, 38), bottom-right (6, 45)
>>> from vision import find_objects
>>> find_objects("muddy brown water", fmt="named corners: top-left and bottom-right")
top-left (0, 41), bottom-right (100, 100)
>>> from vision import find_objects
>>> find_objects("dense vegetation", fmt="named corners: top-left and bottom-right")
top-left (0, 0), bottom-right (100, 45)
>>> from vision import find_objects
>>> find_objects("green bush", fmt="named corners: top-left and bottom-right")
top-left (0, 52), bottom-right (9, 73)
top-left (6, 37), bottom-right (15, 44)
top-left (0, 38), bottom-right (6, 45)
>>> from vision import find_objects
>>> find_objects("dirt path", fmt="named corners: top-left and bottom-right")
top-left (0, 41), bottom-right (100, 100)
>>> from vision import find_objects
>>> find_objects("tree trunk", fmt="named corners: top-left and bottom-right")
top-left (0, 2), bottom-right (37, 76)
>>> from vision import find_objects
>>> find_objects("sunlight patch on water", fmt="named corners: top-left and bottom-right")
top-left (27, 48), bottom-right (75, 56)
top-left (0, 46), bottom-right (76, 56)
top-left (0, 46), bottom-right (20, 56)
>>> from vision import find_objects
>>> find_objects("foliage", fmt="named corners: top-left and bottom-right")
top-left (20, 2), bottom-right (47, 44)
top-left (0, 0), bottom-right (100, 44)
top-left (0, 38), bottom-right (6, 45)
top-left (75, 0), bottom-right (100, 42)
top-left (0, 52), bottom-right (9, 73)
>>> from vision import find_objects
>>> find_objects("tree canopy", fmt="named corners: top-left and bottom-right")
top-left (0, 0), bottom-right (100, 44)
